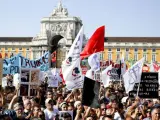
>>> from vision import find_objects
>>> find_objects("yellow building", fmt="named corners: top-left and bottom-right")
top-left (0, 37), bottom-right (33, 59)
top-left (103, 37), bottom-right (160, 65)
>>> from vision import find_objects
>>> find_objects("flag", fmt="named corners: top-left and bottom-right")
top-left (59, 68), bottom-right (65, 84)
top-left (117, 61), bottom-right (121, 79)
top-left (85, 69), bottom-right (94, 80)
top-left (62, 26), bottom-right (83, 66)
top-left (153, 63), bottom-right (160, 72)
top-left (62, 58), bottom-right (83, 90)
top-left (123, 58), bottom-right (144, 93)
top-left (61, 26), bottom-right (84, 89)
top-left (88, 53), bottom-right (100, 71)
top-left (80, 26), bottom-right (105, 59)
top-left (51, 51), bottom-right (56, 63)
top-left (82, 76), bottom-right (100, 108)
top-left (101, 65), bottom-right (112, 87)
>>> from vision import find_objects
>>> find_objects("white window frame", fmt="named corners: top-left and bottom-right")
top-left (108, 52), bottom-right (112, 61)
top-left (152, 54), bottom-right (156, 62)
top-left (134, 53), bottom-right (138, 61)
top-left (100, 52), bottom-right (103, 61)
top-left (143, 54), bottom-right (147, 61)
top-left (125, 52), bottom-right (129, 61)
top-left (116, 53), bottom-right (120, 61)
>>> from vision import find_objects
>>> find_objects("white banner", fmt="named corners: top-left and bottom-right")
top-left (62, 58), bottom-right (83, 90)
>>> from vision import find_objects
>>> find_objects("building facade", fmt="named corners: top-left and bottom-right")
top-left (103, 37), bottom-right (160, 65)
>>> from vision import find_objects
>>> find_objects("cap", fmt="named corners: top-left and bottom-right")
top-left (60, 102), bottom-right (67, 108)
top-left (45, 98), bottom-right (52, 104)
top-left (74, 101), bottom-right (81, 108)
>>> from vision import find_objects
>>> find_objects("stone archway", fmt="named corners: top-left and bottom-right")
top-left (32, 1), bottom-right (83, 68)
top-left (49, 35), bottom-right (66, 68)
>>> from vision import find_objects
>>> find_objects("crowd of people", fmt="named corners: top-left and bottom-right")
top-left (0, 74), bottom-right (160, 120)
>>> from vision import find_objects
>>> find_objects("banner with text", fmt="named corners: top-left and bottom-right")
top-left (3, 52), bottom-right (49, 74)
top-left (3, 54), bottom-right (20, 74)
top-left (20, 52), bottom-right (49, 71)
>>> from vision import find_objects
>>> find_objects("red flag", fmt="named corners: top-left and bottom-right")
top-left (80, 26), bottom-right (105, 59)
top-left (153, 63), bottom-right (159, 71)
top-left (51, 51), bottom-right (56, 63)
top-left (59, 68), bottom-right (65, 84)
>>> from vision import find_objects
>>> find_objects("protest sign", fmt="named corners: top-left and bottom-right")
top-left (30, 69), bottom-right (40, 83)
top-left (94, 72), bottom-right (101, 82)
top-left (110, 68), bottom-right (120, 81)
top-left (3, 54), bottom-right (20, 74)
top-left (19, 68), bottom-right (40, 96)
top-left (59, 111), bottom-right (73, 120)
top-left (2, 77), bottom-right (7, 88)
top-left (48, 75), bottom-right (59, 87)
top-left (129, 72), bottom-right (159, 98)
top-left (13, 73), bottom-right (20, 89)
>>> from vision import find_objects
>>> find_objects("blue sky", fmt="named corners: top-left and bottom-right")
top-left (0, 0), bottom-right (160, 37)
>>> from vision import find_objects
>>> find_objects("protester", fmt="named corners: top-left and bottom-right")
top-left (0, 70), bottom-right (160, 120)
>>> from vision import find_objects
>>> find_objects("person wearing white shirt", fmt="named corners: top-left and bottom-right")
top-left (44, 98), bottom-right (59, 120)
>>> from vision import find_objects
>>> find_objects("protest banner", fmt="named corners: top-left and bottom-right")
top-left (19, 68), bottom-right (40, 96)
top-left (3, 54), bottom-right (20, 74)
top-left (3, 52), bottom-right (49, 74)
top-left (20, 51), bottom-right (49, 71)
top-left (129, 72), bottom-right (159, 98)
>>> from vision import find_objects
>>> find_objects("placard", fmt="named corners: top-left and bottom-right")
top-left (19, 68), bottom-right (40, 96)
top-left (3, 54), bottom-right (20, 74)
top-left (59, 111), bottom-right (73, 120)
top-left (94, 72), bottom-right (101, 82)
top-left (110, 68), bottom-right (120, 81)
top-left (129, 72), bottom-right (158, 98)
